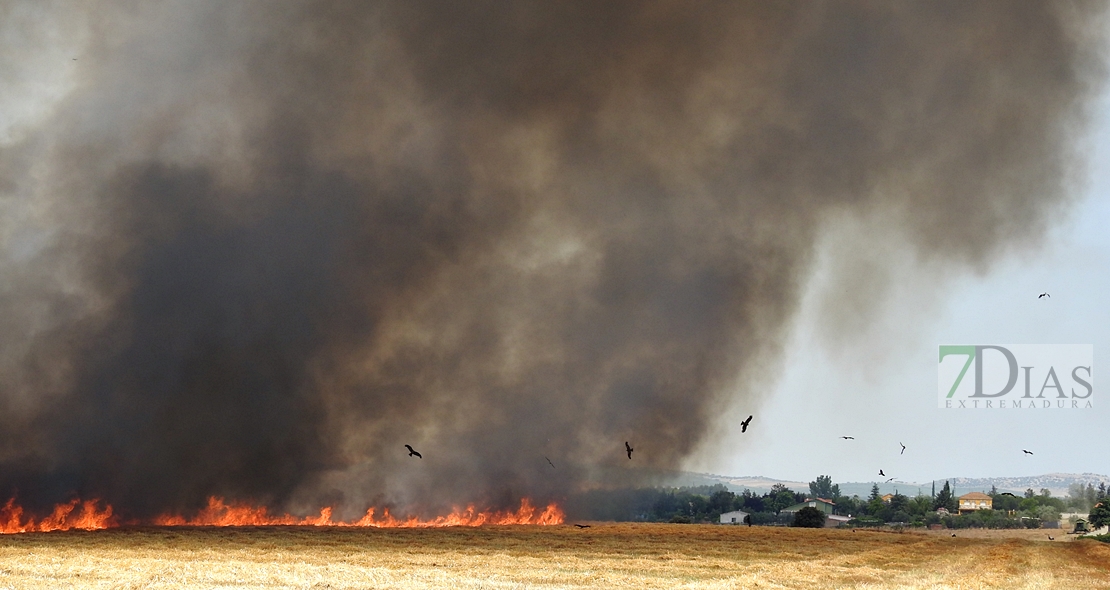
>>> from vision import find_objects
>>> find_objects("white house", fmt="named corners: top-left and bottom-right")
top-left (720, 510), bottom-right (750, 525)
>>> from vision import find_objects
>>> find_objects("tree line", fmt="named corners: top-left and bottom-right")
top-left (563, 477), bottom-right (1110, 529)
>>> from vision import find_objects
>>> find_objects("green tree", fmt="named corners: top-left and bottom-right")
top-left (908, 495), bottom-right (934, 517)
top-left (1090, 502), bottom-right (1110, 529)
top-left (809, 475), bottom-right (840, 500)
top-left (1035, 505), bottom-right (1061, 523)
top-left (707, 489), bottom-right (737, 518)
top-left (837, 495), bottom-right (862, 517)
top-left (792, 506), bottom-right (826, 528)
top-left (992, 492), bottom-right (1021, 512)
top-left (868, 484), bottom-right (881, 503)
top-left (934, 481), bottom-right (957, 512)
top-left (740, 489), bottom-right (764, 513)
top-left (770, 490), bottom-right (798, 513)
top-left (889, 492), bottom-right (909, 512)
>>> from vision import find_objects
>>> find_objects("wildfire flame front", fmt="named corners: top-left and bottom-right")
top-left (0, 497), bottom-right (563, 534)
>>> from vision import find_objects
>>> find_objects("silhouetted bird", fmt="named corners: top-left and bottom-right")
top-left (899, 442), bottom-right (906, 455)
top-left (1023, 449), bottom-right (1033, 455)
top-left (841, 436), bottom-right (854, 440)
top-left (951, 533), bottom-right (957, 537)
top-left (405, 444), bottom-right (422, 458)
top-left (1001, 492), bottom-right (1017, 497)
top-left (879, 469), bottom-right (886, 477)
top-left (574, 524), bottom-right (591, 529)
top-left (545, 456), bottom-right (555, 469)
top-left (1038, 292), bottom-right (1050, 299)
top-left (625, 441), bottom-right (633, 460)
top-left (886, 477), bottom-right (895, 483)
top-left (741, 415), bottom-right (753, 433)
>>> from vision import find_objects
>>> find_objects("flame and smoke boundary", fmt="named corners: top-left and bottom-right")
top-left (0, 2), bottom-right (1106, 523)
top-left (0, 497), bottom-right (562, 534)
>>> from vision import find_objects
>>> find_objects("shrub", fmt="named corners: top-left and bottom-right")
top-left (792, 507), bottom-right (826, 528)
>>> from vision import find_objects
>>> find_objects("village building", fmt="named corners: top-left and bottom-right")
top-left (719, 510), bottom-right (750, 525)
top-left (781, 498), bottom-right (836, 516)
top-left (958, 492), bottom-right (993, 514)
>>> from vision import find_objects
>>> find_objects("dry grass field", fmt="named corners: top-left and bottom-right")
top-left (1, 523), bottom-right (1108, 589)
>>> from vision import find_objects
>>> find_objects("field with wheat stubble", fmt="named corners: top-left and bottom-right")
top-left (1, 523), bottom-right (1108, 589)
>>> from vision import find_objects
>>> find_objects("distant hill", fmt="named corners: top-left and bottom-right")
top-left (675, 472), bottom-right (1109, 498)
top-left (937, 473), bottom-right (1110, 497)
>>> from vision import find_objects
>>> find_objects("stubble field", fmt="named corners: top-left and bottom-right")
top-left (1, 523), bottom-right (1108, 589)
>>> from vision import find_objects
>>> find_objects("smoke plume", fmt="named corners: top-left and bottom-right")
top-left (0, 1), bottom-right (1104, 518)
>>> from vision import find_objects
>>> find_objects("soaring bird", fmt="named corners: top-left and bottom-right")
top-left (1023, 449), bottom-right (1034, 455)
top-left (879, 469), bottom-right (886, 477)
top-left (886, 477), bottom-right (896, 483)
top-left (625, 441), bottom-right (634, 460)
top-left (574, 524), bottom-right (591, 529)
top-left (1038, 292), bottom-right (1050, 299)
top-left (841, 436), bottom-right (855, 440)
top-left (405, 444), bottom-right (422, 458)
top-left (741, 415), bottom-right (753, 433)
top-left (545, 456), bottom-right (555, 469)
top-left (899, 442), bottom-right (906, 455)
top-left (1001, 492), bottom-right (1017, 497)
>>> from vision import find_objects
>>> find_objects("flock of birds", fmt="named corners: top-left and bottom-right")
top-left (397, 294), bottom-right (1054, 529)
top-left (401, 406), bottom-right (1038, 505)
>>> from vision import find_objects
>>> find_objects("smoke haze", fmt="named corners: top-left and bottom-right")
top-left (0, 1), bottom-right (1105, 519)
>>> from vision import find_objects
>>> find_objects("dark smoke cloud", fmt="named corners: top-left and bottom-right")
top-left (0, 1), bottom-right (1104, 518)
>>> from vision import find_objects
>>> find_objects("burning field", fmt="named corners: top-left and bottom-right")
top-left (1, 524), bottom-right (1109, 589)
top-left (0, 497), bottom-right (562, 533)
top-left (1, 2), bottom-right (1109, 579)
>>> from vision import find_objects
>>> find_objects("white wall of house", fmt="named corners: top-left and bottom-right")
top-left (720, 510), bottom-right (749, 524)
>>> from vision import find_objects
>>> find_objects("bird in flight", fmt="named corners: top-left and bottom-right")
top-left (879, 469), bottom-right (886, 477)
top-left (1001, 492), bottom-right (1017, 497)
top-left (841, 436), bottom-right (854, 440)
top-left (741, 415), bottom-right (753, 433)
top-left (574, 524), bottom-right (591, 529)
top-left (899, 442), bottom-right (906, 455)
top-left (886, 477), bottom-right (896, 482)
top-left (1022, 449), bottom-right (1034, 455)
top-left (625, 441), bottom-right (634, 460)
top-left (545, 456), bottom-right (555, 469)
top-left (1048, 534), bottom-right (1054, 541)
top-left (405, 444), bottom-right (422, 458)
top-left (1038, 292), bottom-right (1050, 299)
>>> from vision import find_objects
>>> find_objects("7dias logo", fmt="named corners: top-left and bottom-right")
top-left (938, 345), bottom-right (1093, 409)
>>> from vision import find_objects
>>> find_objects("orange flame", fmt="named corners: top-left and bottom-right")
top-left (155, 496), bottom-right (564, 527)
top-left (1, 496), bottom-right (562, 534)
top-left (0, 498), bottom-right (114, 533)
